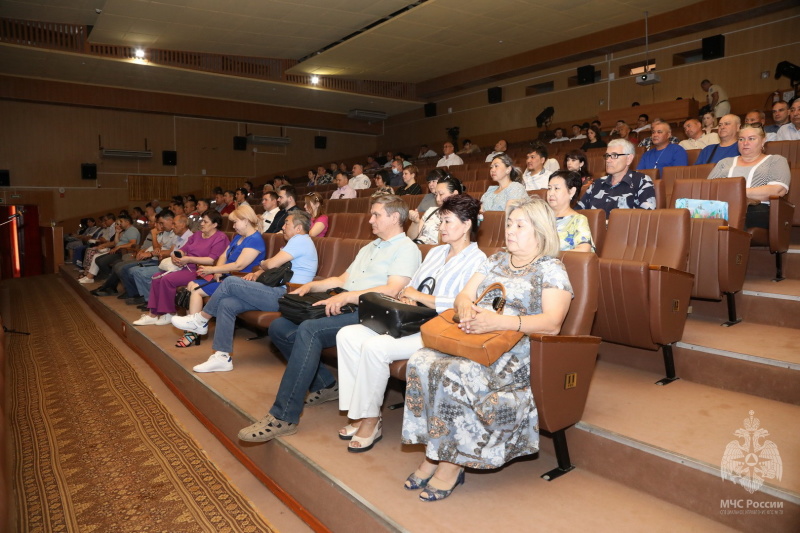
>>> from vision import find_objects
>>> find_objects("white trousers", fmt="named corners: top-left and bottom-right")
top-left (335, 324), bottom-right (424, 419)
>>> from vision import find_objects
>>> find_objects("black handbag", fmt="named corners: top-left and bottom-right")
top-left (256, 261), bottom-right (293, 287)
top-left (358, 277), bottom-right (437, 338)
top-left (174, 278), bottom-right (216, 310)
top-left (277, 287), bottom-right (355, 324)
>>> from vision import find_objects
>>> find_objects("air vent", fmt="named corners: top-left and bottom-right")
top-left (100, 149), bottom-right (153, 159)
top-left (246, 134), bottom-right (292, 146)
top-left (347, 109), bottom-right (388, 121)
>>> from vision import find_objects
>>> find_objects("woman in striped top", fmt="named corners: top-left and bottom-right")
top-left (335, 195), bottom-right (486, 453)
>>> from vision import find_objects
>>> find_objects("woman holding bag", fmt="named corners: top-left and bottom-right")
top-left (401, 196), bottom-right (573, 502)
top-left (335, 195), bottom-right (486, 453)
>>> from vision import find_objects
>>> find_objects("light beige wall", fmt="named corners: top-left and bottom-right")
top-left (382, 9), bottom-right (800, 152)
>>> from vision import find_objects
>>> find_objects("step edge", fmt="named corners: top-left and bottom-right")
top-left (675, 342), bottom-right (800, 371)
top-left (575, 421), bottom-right (800, 504)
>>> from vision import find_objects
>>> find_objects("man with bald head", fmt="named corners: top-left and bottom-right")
top-left (695, 114), bottom-right (741, 165)
top-left (680, 118), bottom-right (719, 150)
top-left (484, 139), bottom-right (508, 162)
top-left (744, 109), bottom-right (766, 128)
top-left (637, 121), bottom-right (688, 170)
top-left (436, 142), bottom-right (464, 168)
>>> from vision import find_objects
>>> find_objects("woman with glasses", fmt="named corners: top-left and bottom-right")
top-left (304, 192), bottom-right (329, 237)
top-left (575, 139), bottom-right (657, 216)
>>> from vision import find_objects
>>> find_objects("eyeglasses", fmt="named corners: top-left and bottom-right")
top-left (603, 153), bottom-right (632, 160)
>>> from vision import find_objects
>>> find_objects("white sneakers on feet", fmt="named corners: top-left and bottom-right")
top-left (193, 352), bottom-right (233, 373)
top-left (171, 312), bottom-right (209, 334)
top-left (78, 276), bottom-right (94, 284)
top-left (133, 313), bottom-right (173, 326)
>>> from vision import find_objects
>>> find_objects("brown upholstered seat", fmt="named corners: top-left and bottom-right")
top-left (477, 211), bottom-right (505, 250)
top-left (765, 140), bottom-right (800, 167)
top-left (326, 213), bottom-right (372, 240)
top-left (592, 209), bottom-right (694, 384)
top-left (671, 178), bottom-right (751, 325)
top-left (346, 196), bottom-right (371, 214)
top-left (660, 163), bottom-right (715, 202)
top-left (581, 209), bottom-right (606, 255)
top-left (747, 196), bottom-right (794, 281)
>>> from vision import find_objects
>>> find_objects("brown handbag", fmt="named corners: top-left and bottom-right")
top-left (420, 282), bottom-right (524, 366)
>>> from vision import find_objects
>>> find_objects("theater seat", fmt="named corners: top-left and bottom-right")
top-left (660, 163), bottom-right (715, 201)
top-left (581, 209), bottom-right (606, 254)
top-left (748, 195), bottom-right (794, 281)
top-left (327, 213), bottom-right (372, 239)
top-left (765, 140), bottom-right (800, 167)
top-left (477, 211), bottom-right (505, 249)
top-left (671, 178), bottom-right (751, 325)
top-left (592, 209), bottom-right (693, 385)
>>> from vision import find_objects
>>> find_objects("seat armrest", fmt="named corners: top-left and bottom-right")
top-left (648, 266), bottom-right (694, 345)
top-left (769, 196), bottom-right (794, 253)
top-left (529, 334), bottom-right (600, 433)
top-left (717, 226), bottom-right (751, 294)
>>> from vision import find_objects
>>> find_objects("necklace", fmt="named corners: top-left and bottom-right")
top-left (509, 254), bottom-right (537, 269)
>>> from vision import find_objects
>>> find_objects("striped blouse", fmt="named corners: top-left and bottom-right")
top-left (407, 242), bottom-right (487, 313)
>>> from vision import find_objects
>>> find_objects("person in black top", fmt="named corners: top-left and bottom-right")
top-left (395, 164), bottom-right (422, 196)
top-left (581, 126), bottom-right (607, 151)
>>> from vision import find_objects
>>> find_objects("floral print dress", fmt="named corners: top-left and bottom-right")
top-left (401, 252), bottom-right (573, 469)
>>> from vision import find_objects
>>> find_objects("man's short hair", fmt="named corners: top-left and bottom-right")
top-left (118, 214), bottom-right (132, 224)
top-left (773, 100), bottom-right (788, 109)
top-left (747, 109), bottom-right (766, 121)
top-left (105, 213), bottom-right (117, 222)
top-left (287, 210), bottom-right (311, 233)
top-left (278, 184), bottom-right (297, 203)
top-left (639, 113), bottom-right (649, 122)
top-left (651, 119), bottom-right (670, 132)
top-left (159, 209), bottom-right (175, 220)
top-left (527, 146), bottom-right (548, 159)
top-left (263, 190), bottom-right (278, 201)
top-left (224, 190), bottom-right (235, 197)
top-left (607, 138), bottom-right (635, 155)
top-left (370, 194), bottom-right (409, 225)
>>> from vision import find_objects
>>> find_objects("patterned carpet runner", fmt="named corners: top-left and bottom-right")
top-left (3, 275), bottom-right (275, 532)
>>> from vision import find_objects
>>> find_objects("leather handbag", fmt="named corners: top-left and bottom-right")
top-left (256, 261), bottom-right (293, 287)
top-left (278, 287), bottom-right (355, 324)
top-left (358, 277), bottom-right (437, 338)
top-left (420, 282), bottom-right (523, 366)
top-left (174, 278), bottom-right (216, 310)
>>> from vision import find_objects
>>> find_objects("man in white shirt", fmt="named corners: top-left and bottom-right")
top-left (776, 99), bottom-right (800, 141)
top-left (569, 124), bottom-right (587, 140)
top-left (744, 109), bottom-right (766, 127)
top-left (765, 101), bottom-right (790, 134)
top-left (436, 142), bottom-right (464, 167)
top-left (417, 144), bottom-right (437, 159)
top-left (701, 79), bottom-right (730, 118)
top-left (261, 191), bottom-right (280, 231)
top-left (522, 146), bottom-right (553, 191)
top-left (383, 152), bottom-right (395, 168)
top-left (348, 164), bottom-right (371, 189)
top-left (632, 114), bottom-right (651, 133)
top-left (330, 172), bottom-right (357, 200)
top-left (679, 118), bottom-right (720, 150)
top-left (549, 128), bottom-right (569, 143)
top-left (484, 139), bottom-right (508, 162)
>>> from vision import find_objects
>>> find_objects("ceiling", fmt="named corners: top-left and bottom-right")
top-left (0, 0), bottom-right (710, 116)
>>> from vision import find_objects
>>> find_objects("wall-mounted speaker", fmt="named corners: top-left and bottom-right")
top-left (233, 136), bottom-right (247, 151)
top-left (162, 150), bottom-right (177, 166)
top-left (424, 103), bottom-right (437, 117)
top-left (81, 164), bottom-right (97, 180)
top-left (0, 170), bottom-right (9, 187)
top-left (314, 136), bottom-right (327, 149)
top-left (577, 65), bottom-right (596, 85)
top-left (702, 34), bottom-right (725, 60)
top-left (487, 87), bottom-right (502, 104)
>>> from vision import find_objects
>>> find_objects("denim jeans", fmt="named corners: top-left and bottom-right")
top-left (132, 265), bottom-right (163, 303)
top-left (267, 312), bottom-right (359, 424)
top-left (202, 276), bottom-right (286, 353)
top-left (118, 259), bottom-right (158, 296)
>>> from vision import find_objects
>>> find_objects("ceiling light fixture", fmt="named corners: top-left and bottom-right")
top-left (310, 75), bottom-right (320, 85)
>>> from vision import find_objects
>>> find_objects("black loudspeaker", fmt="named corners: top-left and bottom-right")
top-left (314, 136), bottom-right (327, 149)
top-left (487, 87), bottom-right (502, 104)
top-left (162, 150), bottom-right (177, 166)
top-left (233, 136), bottom-right (247, 151)
top-left (81, 163), bottom-right (97, 180)
top-left (702, 34), bottom-right (725, 60)
top-left (577, 65), bottom-right (595, 85)
top-left (0, 170), bottom-right (9, 187)
top-left (424, 103), bottom-right (437, 117)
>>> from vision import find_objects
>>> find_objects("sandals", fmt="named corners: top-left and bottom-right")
top-left (347, 418), bottom-right (382, 453)
top-left (404, 470), bottom-right (435, 490)
top-left (238, 414), bottom-right (297, 443)
top-left (304, 384), bottom-right (339, 406)
top-left (419, 469), bottom-right (465, 502)
top-left (339, 423), bottom-right (359, 441)
top-left (175, 332), bottom-right (201, 348)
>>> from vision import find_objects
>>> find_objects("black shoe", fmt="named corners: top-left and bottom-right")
top-left (94, 289), bottom-right (118, 297)
top-left (137, 303), bottom-right (149, 311)
top-left (127, 296), bottom-right (146, 306)
top-left (116, 292), bottom-right (129, 300)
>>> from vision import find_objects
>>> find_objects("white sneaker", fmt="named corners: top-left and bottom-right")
top-left (133, 314), bottom-right (160, 326)
top-left (154, 313), bottom-right (173, 326)
top-left (78, 277), bottom-right (94, 284)
top-left (171, 313), bottom-right (209, 334)
top-left (193, 352), bottom-right (233, 373)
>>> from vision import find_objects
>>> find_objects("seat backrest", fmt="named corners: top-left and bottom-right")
top-left (601, 209), bottom-right (690, 270)
top-left (466, 180), bottom-right (492, 194)
top-left (581, 209), bottom-right (607, 254)
top-left (477, 210), bottom-right (505, 249)
top-left (685, 149), bottom-right (702, 166)
top-left (765, 140), bottom-right (800, 167)
top-left (790, 167), bottom-right (800, 226)
top-left (326, 198), bottom-right (349, 213)
top-left (660, 163), bottom-right (714, 199)
top-left (558, 251), bottom-right (600, 336)
top-left (327, 212), bottom-right (372, 239)
top-left (262, 232), bottom-right (286, 259)
top-left (347, 196), bottom-right (371, 214)
top-left (671, 177), bottom-right (747, 230)
top-left (312, 237), bottom-right (340, 279)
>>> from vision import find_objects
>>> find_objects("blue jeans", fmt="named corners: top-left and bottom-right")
top-left (202, 276), bottom-right (286, 353)
top-left (132, 265), bottom-right (163, 303)
top-left (268, 312), bottom-right (359, 424)
top-left (119, 259), bottom-right (158, 296)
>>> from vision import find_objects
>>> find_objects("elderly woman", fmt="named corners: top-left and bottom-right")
top-left (547, 171), bottom-right (593, 251)
top-left (401, 196), bottom-right (572, 501)
top-left (707, 125), bottom-right (791, 229)
top-left (563, 150), bottom-right (592, 185)
top-left (407, 176), bottom-right (465, 244)
top-left (304, 192), bottom-right (329, 237)
top-left (480, 153), bottom-right (528, 211)
top-left (336, 195), bottom-right (486, 452)
top-left (173, 204), bottom-right (266, 344)
top-left (133, 210), bottom-right (229, 326)
top-left (395, 165), bottom-right (423, 196)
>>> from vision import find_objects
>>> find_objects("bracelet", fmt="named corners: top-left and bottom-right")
top-left (517, 315), bottom-right (522, 332)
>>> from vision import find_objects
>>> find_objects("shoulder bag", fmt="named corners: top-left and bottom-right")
top-left (256, 261), bottom-right (293, 287)
top-left (358, 277), bottom-right (437, 338)
top-left (278, 287), bottom-right (355, 324)
top-left (420, 282), bottom-right (523, 366)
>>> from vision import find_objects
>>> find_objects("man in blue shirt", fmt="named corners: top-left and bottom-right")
top-left (637, 121), bottom-right (688, 172)
top-left (695, 114), bottom-right (741, 165)
top-left (239, 195), bottom-right (421, 443)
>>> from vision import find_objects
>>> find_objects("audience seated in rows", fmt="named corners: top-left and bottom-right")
top-left (396, 165), bottom-right (423, 196)
top-left (331, 172), bottom-right (357, 200)
top-left (261, 191), bottom-right (280, 230)
top-left (416, 168), bottom-right (444, 214)
top-left (547, 171), bottom-right (593, 252)
top-left (549, 128), bottom-right (569, 143)
top-left (349, 164), bottom-right (371, 190)
top-left (637, 121), bottom-right (689, 171)
top-left (680, 118), bottom-right (719, 150)
top-left (695, 114), bottom-right (741, 165)
top-left (481, 153), bottom-right (528, 211)
top-left (267, 186), bottom-right (302, 234)
top-left (304, 192), bottom-right (329, 238)
top-left (78, 214), bottom-right (140, 284)
top-left (407, 176), bottom-right (465, 245)
top-left (564, 150), bottom-right (593, 185)
top-left (457, 139), bottom-right (480, 155)
top-left (484, 139), bottom-right (508, 162)
top-left (436, 141), bottom-right (464, 168)
top-left (766, 100), bottom-right (790, 134)
top-left (581, 125), bottom-right (606, 151)
top-left (776, 99), bottom-right (800, 141)
top-left (522, 145), bottom-right (553, 191)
